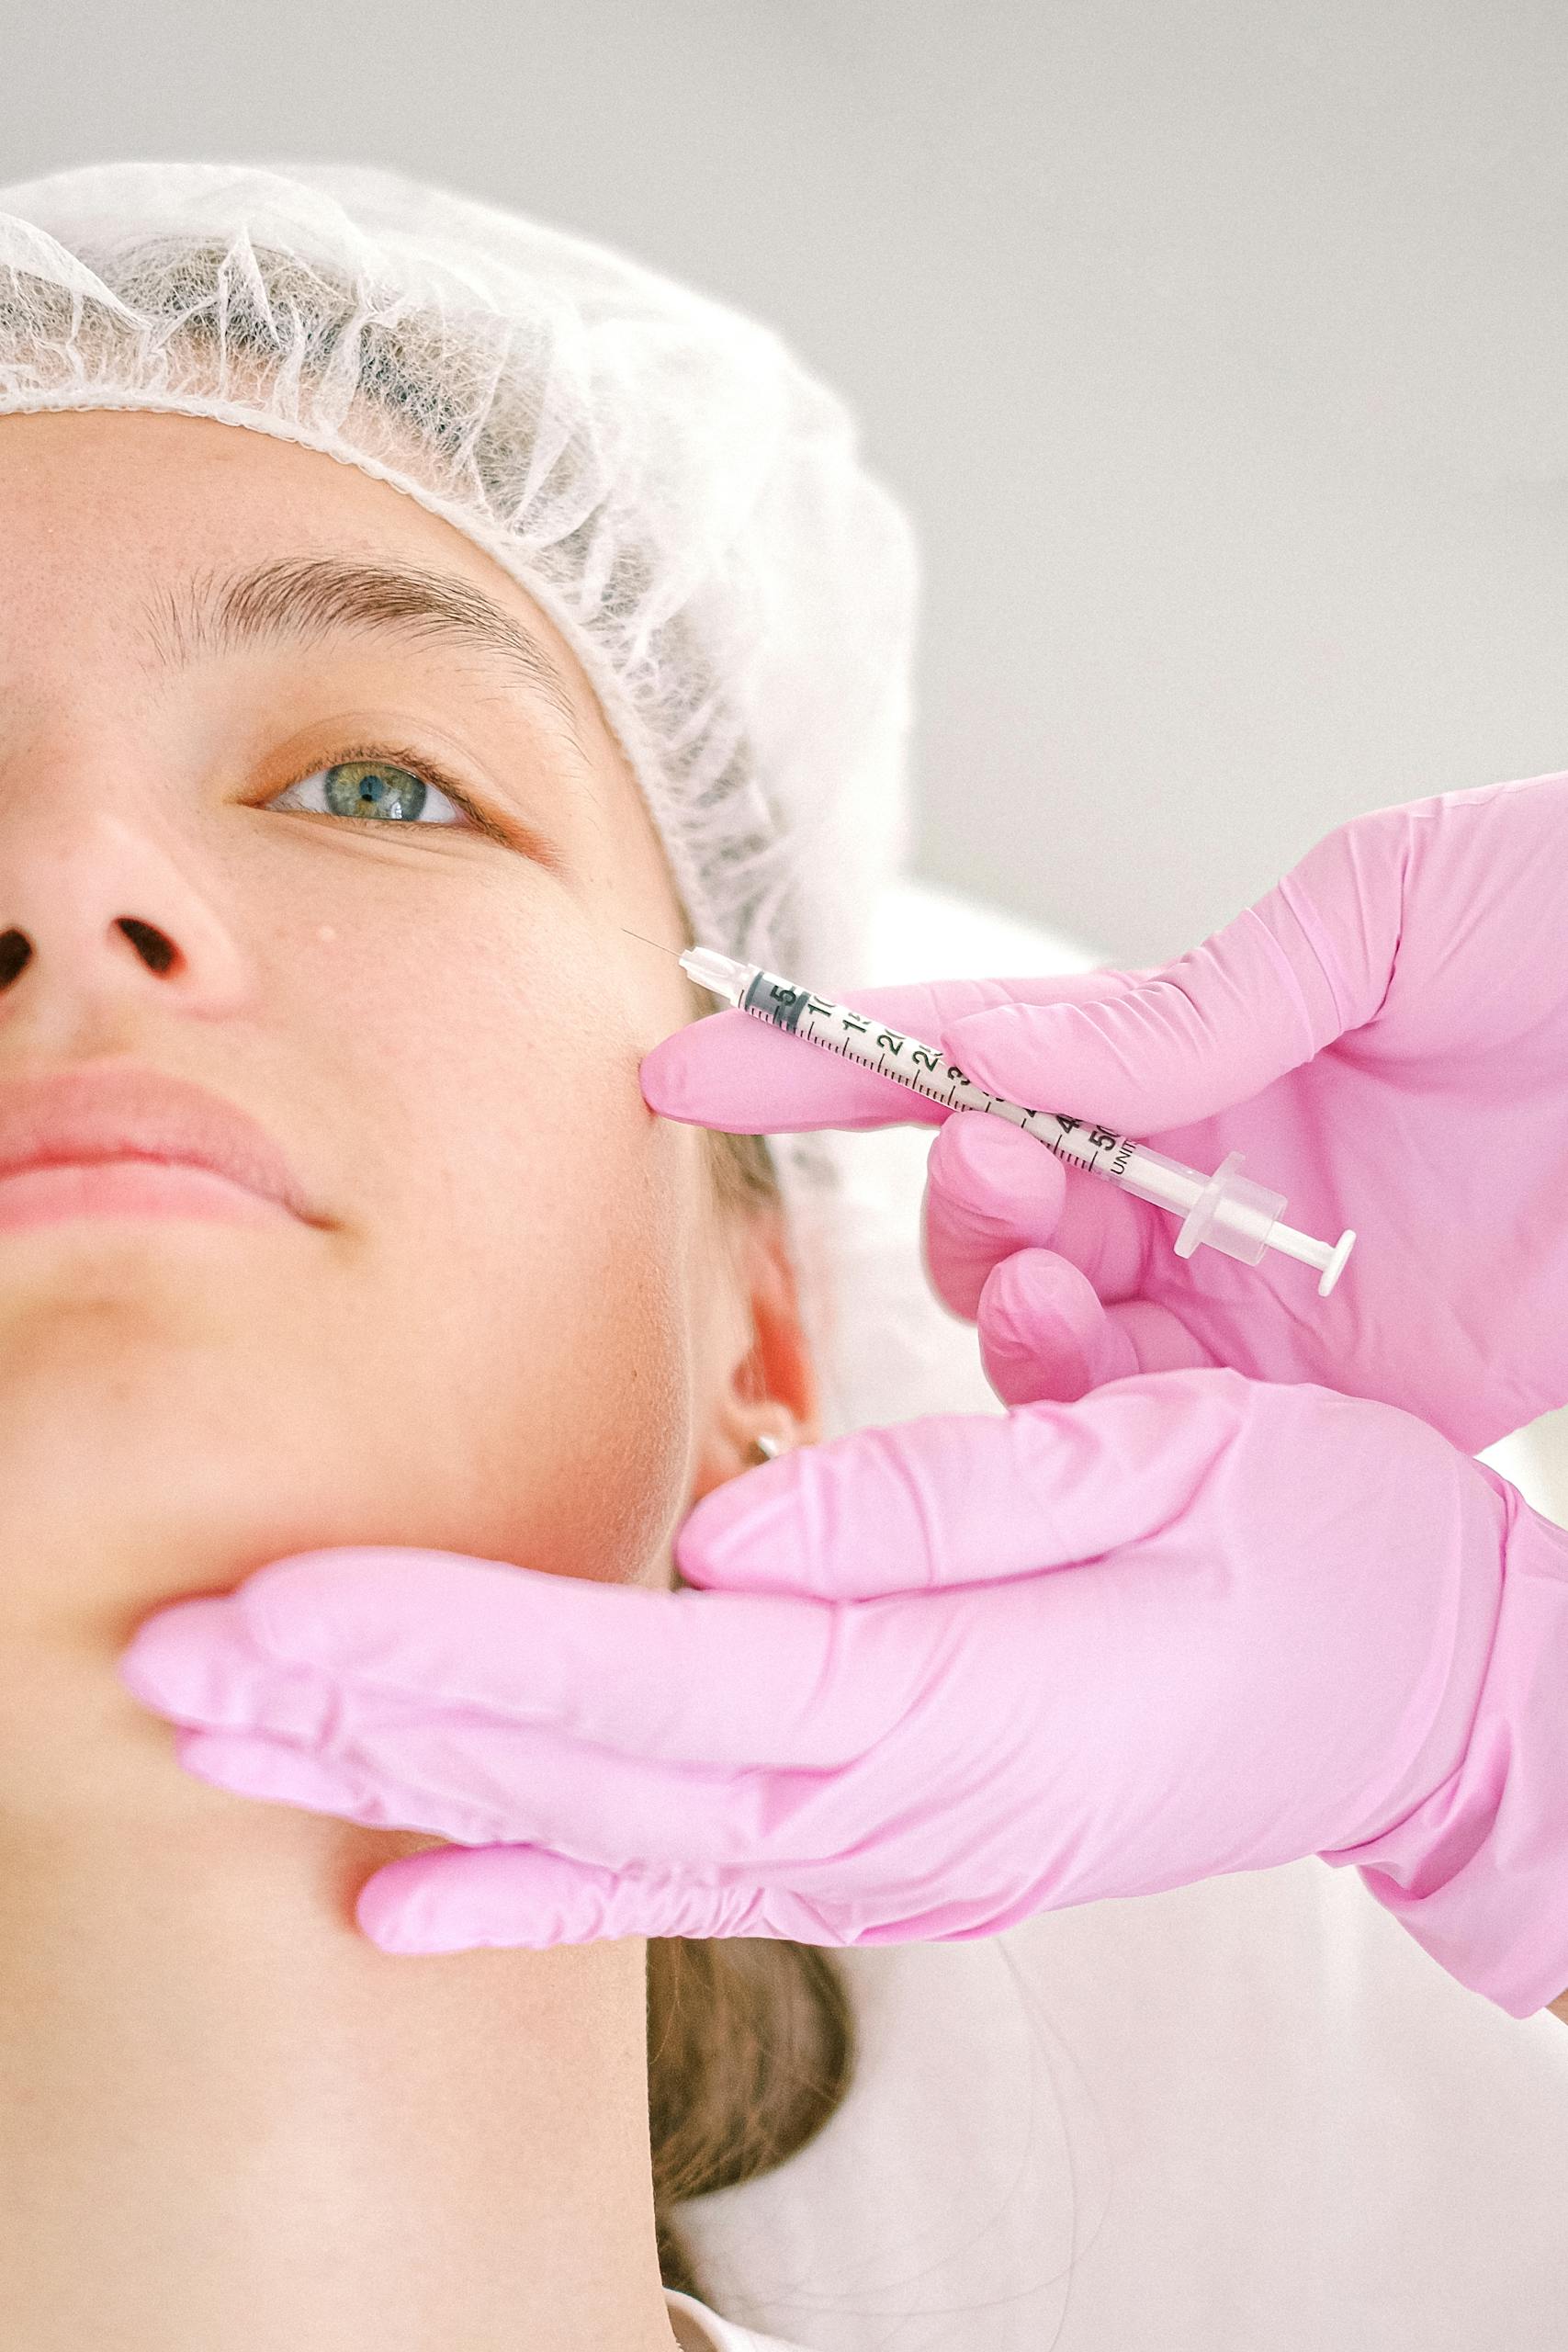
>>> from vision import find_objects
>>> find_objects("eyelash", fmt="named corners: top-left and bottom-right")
top-left (270, 738), bottom-right (511, 844)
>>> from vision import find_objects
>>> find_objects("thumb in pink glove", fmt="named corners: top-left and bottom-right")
top-left (117, 1367), bottom-right (1568, 2018)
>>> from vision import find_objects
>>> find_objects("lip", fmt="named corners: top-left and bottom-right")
top-left (0, 1065), bottom-right (322, 1228)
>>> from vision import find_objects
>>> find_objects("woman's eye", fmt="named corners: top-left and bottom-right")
top-left (266, 757), bottom-right (470, 828)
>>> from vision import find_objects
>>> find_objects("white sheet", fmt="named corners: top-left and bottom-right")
top-left (668, 2286), bottom-right (815, 2350)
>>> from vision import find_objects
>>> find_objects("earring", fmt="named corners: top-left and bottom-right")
top-left (750, 1430), bottom-right (786, 1464)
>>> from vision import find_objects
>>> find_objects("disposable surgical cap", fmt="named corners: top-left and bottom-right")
top-left (0, 161), bottom-right (921, 1430)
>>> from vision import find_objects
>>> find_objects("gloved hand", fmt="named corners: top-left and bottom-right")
top-left (640, 771), bottom-right (1568, 1454)
top-left (117, 1369), bottom-right (1568, 2017)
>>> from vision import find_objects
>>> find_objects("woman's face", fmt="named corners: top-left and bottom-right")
top-left (0, 407), bottom-right (781, 1614)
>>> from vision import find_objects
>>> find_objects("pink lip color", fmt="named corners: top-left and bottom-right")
top-left (0, 1065), bottom-right (321, 1232)
top-left (0, 1159), bottom-right (294, 1232)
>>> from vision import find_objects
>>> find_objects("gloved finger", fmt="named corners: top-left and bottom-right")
top-left (175, 1724), bottom-right (413, 1824)
top-left (680, 1368), bottom-right (1257, 1600)
top-left (172, 1703), bottom-right (846, 1881)
top-left (975, 1248), bottom-right (1137, 1405)
top-left (975, 1250), bottom-right (1207, 1407)
top-left (121, 1548), bottom-right (924, 1771)
top-left (921, 1109), bottom-right (1156, 1318)
top-left (121, 1590), bottom-right (500, 1753)
top-left (936, 894), bottom-right (1351, 1138)
top-left (351, 1845), bottom-right (829, 1953)
top-left (639, 970), bottom-right (1148, 1137)
top-left (171, 1678), bottom-right (900, 1874)
top-left (920, 1114), bottom-right (1067, 1317)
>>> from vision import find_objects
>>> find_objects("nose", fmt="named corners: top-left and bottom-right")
top-left (0, 916), bottom-right (179, 990)
top-left (0, 803), bottom-right (253, 1034)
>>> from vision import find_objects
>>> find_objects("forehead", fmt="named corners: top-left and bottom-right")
top-left (0, 409), bottom-right (594, 718)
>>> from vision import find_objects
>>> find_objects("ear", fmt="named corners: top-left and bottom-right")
top-left (687, 1208), bottom-right (820, 1508)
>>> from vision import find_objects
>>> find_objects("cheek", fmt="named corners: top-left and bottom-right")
top-left (305, 899), bottom-right (707, 1587)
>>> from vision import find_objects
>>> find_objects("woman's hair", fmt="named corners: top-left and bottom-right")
top-left (647, 1922), bottom-right (857, 2302)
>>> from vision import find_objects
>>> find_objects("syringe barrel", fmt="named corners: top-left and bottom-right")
top-left (726, 967), bottom-right (1172, 1182)
top-left (1109, 1145), bottom-right (1203, 1218)
top-left (716, 964), bottom-right (1292, 1270)
top-left (732, 975), bottom-right (1148, 1177)
top-left (1119, 1146), bottom-right (1285, 1265)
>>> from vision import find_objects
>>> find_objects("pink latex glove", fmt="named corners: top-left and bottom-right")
top-left (118, 1370), bottom-right (1568, 2016)
top-left (645, 771), bottom-right (1568, 1454)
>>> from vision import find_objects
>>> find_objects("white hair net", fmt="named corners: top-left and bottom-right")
top-left (0, 158), bottom-right (921, 1436)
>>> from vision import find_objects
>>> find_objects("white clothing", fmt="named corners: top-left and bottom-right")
top-left (667, 2287), bottom-right (813, 2350)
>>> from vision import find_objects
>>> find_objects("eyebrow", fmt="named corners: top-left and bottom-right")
top-left (138, 556), bottom-right (589, 759)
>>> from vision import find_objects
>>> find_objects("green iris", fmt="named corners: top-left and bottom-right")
top-left (321, 760), bottom-right (429, 821)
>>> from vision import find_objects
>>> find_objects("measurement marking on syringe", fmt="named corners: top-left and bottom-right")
top-left (800, 1023), bottom-right (1003, 1116)
top-left (661, 937), bottom-right (1356, 1296)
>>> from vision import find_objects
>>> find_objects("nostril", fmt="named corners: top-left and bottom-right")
top-left (0, 929), bottom-right (30, 989)
top-left (116, 917), bottom-right (181, 977)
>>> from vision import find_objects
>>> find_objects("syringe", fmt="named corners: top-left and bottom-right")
top-left (667, 944), bottom-right (1357, 1297)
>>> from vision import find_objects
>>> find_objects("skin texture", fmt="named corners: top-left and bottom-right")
top-left (0, 408), bottom-right (818, 2352)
